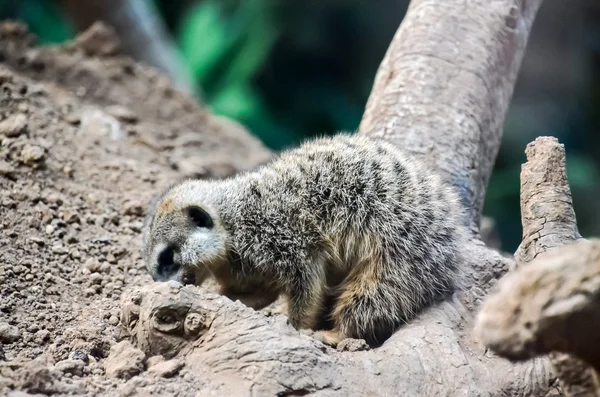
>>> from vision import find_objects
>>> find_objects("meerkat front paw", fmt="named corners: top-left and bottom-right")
top-left (312, 330), bottom-right (345, 347)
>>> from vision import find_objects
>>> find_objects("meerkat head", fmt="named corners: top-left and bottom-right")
top-left (142, 180), bottom-right (230, 285)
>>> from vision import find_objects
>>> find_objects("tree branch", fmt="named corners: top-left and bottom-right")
top-left (475, 137), bottom-right (600, 396)
top-left (359, 0), bottom-right (543, 229)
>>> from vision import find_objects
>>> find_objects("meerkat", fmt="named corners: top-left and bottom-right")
top-left (142, 133), bottom-right (468, 346)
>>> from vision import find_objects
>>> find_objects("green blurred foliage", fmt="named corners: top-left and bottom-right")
top-left (2, 0), bottom-right (599, 252)
top-left (164, 0), bottom-right (391, 150)
top-left (0, 0), bottom-right (74, 44)
top-left (175, 0), bottom-right (298, 148)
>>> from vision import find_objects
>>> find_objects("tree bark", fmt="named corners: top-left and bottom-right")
top-left (359, 0), bottom-right (543, 230)
top-left (111, 1), bottom-right (573, 396)
top-left (59, 0), bottom-right (197, 97)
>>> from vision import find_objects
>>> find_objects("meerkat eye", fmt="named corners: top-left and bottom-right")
top-left (186, 206), bottom-right (214, 229)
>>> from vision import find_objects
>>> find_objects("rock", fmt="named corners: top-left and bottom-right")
top-left (84, 257), bottom-right (101, 273)
top-left (122, 200), bottom-right (144, 217)
top-left (89, 273), bottom-right (102, 284)
top-left (68, 349), bottom-right (90, 363)
top-left (120, 376), bottom-right (147, 397)
top-left (146, 355), bottom-right (164, 368)
top-left (55, 359), bottom-right (84, 377)
top-left (108, 316), bottom-right (119, 326)
top-left (62, 209), bottom-right (80, 224)
top-left (79, 109), bottom-right (123, 141)
top-left (45, 194), bottom-right (63, 206)
top-left (14, 359), bottom-right (58, 394)
top-left (147, 359), bottom-right (183, 378)
top-left (20, 145), bottom-right (45, 166)
top-left (0, 113), bottom-right (28, 137)
top-left (0, 321), bottom-right (21, 343)
top-left (0, 160), bottom-right (15, 176)
top-left (28, 236), bottom-right (45, 245)
top-left (337, 338), bottom-right (370, 352)
top-left (106, 105), bottom-right (138, 123)
top-left (104, 340), bottom-right (145, 379)
top-left (84, 288), bottom-right (97, 297)
top-left (51, 244), bottom-right (68, 255)
top-left (74, 21), bottom-right (121, 57)
top-left (34, 329), bottom-right (50, 345)
top-left (8, 392), bottom-right (47, 397)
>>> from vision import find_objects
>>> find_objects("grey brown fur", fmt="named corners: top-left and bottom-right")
top-left (142, 133), bottom-right (468, 346)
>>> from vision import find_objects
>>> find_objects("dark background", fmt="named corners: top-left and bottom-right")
top-left (2, 0), bottom-right (598, 252)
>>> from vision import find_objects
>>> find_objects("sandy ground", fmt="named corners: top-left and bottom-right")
top-left (0, 22), bottom-right (272, 396)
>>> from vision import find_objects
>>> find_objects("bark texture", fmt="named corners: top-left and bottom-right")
top-left (476, 137), bottom-right (600, 396)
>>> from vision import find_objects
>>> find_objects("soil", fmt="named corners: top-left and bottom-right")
top-left (0, 22), bottom-right (272, 396)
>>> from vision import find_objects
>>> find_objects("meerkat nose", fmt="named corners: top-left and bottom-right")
top-left (157, 245), bottom-right (181, 280)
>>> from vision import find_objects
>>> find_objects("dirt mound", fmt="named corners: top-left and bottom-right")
top-left (0, 22), bottom-right (270, 396)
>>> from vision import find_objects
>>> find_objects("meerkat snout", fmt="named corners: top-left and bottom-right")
top-left (143, 183), bottom-right (231, 287)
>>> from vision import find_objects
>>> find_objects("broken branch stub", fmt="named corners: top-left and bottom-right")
top-left (515, 136), bottom-right (582, 265)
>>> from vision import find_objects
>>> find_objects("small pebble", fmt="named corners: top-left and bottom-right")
top-left (46, 193), bottom-right (63, 205)
top-left (0, 113), bottom-right (28, 137)
top-left (106, 105), bottom-right (138, 123)
top-left (84, 288), bottom-right (97, 297)
top-left (0, 321), bottom-right (20, 343)
top-left (0, 160), bottom-right (15, 176)
top-left (29, 236), bottom-right (45, 245)
top-left (122, 200), bottom-right (144, 217)
top-left (104, 340), bottom-right (145, 379)
top-left (84, 257), bottom-right (101, 272)
top-left (62, 209), bottom-right (80, 224)
top-left (20, 144), bottom-right (45, 166)
top-left (51, 244), bottom-right (68, 254)
top-left (147, 359), bottom-right (183, 378)
top-left (89, 273), bottom-right (102, 284)
top-left (34, 329), bottom-right (50, 344)
top-left (55, 359), bottom-right (84, 377)
top-left (69, 349), bottom-right (89, 363)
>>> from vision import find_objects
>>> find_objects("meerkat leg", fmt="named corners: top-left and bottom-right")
top-left (193, 266), bottom-right (211, 286)
top-left (284, 265), bottom-right (326, 331)
top-left (220, 285), bottom-right (280, 310)
top-left (328, 259), bottom-right (407, 347)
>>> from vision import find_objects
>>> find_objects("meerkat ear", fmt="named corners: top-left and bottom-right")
top-left (186, 206), bottom-right (214, 229)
